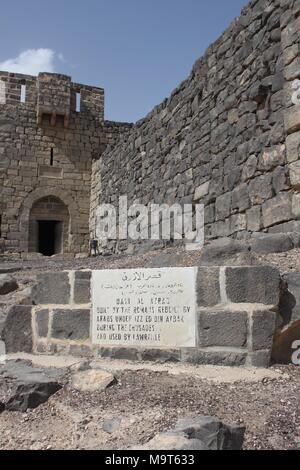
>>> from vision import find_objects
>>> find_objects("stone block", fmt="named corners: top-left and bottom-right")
top-left (289, 231), bottom-right (300, 248)
top-left (272, 166), bottom-right (288, 194)
top-left (224, 169), bottom-right (240, 191)
top-left (289, 161), bottom-right (300, 188)
top-left (248, 351), bottom-right (271, 368)
top-left (225, 267), bottom-right (281, 305)
top-left (52, 309), bottom-right (90, 341)
top-left (284, 105), bottom-right (300, 135)
top-left (284, 57), bottom-right (300, 81)
top-left (35, 309), bottom-right (49, 338)
top-left (140, 349), bottom-right (181, 363)
top-left (249, 175), bottom-right (273, 205)
top-left (262, 193), bottom-right (292, 228)
top-left (293, 1), bottom-right (300, 18)
top-left (269, 220), bottom-right (300, 234)
top-left (1, 305), bottom-right (33, 353)
top-left (68, 344), bottom-right (93, 357)
top-left (286, 131), bottom-right (300, 163)
top-left (215, 193), bottom-right (231, 221)
top-left (242, 155), bottom-right (257, 181)
top-left (246, 206), bottom-right (262, 232)
top-left (198, 308), bottom-right (248, 348)
top-left (34, 341), bottom-right (56, 355)
top-left (181, 348), bottom-right (247, 367)
top-left (292, 193), bottom-right (300, 218)
top-left (194, 181), bottom-right (210, 201)
top-left (98, 347), bottom-right (141, 361)
top-left (196, 267), bottom-right (220, 307)
top-left (33, 272), bottom-right (71, 305)
top-left (200, 238), bottom-right (254, 267)
top-left (211, 220), bottom-right (231, 239)
top-left (252, 310), bottom-right (277, 351)
top-left (231, 184), bottom-right (250, 212)
top-left (230, 214), bottom-right (247, 234)
top-left (258, 145), bottom-right (286, 171)
top-left (204, 204), bottom-right (215, 224)
top-left (281, 17), bottom-right (300, 50)
top-left (74, 271), bottom-right (91, 304)
top-left (249, 234), bottom-right (294, 254)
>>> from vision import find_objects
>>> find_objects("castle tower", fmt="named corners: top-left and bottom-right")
top-left (0, 71), bottom-right (104, 256)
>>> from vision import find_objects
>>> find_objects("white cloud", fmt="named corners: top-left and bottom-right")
top-left (0, 49), bottom-right (60, 76)
top-left (58, 53), bottom-right (65, 62)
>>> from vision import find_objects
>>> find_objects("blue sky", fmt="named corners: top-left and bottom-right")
top-left (0, 0), bottom-right (248, 122)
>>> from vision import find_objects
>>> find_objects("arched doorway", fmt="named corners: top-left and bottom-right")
top-left (28, 196), bottom-right (70, 256)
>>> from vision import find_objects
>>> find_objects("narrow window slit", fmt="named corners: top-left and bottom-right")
top-left (76, 92), bottom-right (81, 112)
top-left (50, 148), bottom-right (54, 166)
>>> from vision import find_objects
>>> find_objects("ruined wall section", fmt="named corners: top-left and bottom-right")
top-left (90, 0), bottom-right (299, 254)
top-left (0, 72), bottom-right (105, 254)
top-left (3, 266), bottom-right (281, 368)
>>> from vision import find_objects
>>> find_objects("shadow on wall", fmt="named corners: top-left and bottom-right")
top-left (272, 319), bottom-right (300, 364)
top-left (272, 274), bottom-right (300, 364)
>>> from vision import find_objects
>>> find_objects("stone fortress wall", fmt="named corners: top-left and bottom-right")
top-left (0, 71), bottom-right (131, 256)
top-left (90, 0), bottom-right (300, 254)
top-left (1, 0), bottom-right (300, 258)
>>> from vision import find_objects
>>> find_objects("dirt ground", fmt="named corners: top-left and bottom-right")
top-left (2, 245), bottom-right (300, 280)
top-left (0, 356), bottom-right (299, 451)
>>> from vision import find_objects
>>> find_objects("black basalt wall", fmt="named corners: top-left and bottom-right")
top-left (90, 0), bottom-right (300, 254)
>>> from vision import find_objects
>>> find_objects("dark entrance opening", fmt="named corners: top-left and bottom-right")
top-left (38, 220), bottom-right (63, 256)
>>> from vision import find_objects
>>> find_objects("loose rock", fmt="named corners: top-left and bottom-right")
top-left (0, 275), bottom-right (18, 295)
top-left (0, 360), bottom-right (64, 412)
top-left (136, 415), bottom-right (245, 450)
top-left (102, 418), bottom-right (121, 434)
top-left (70, 369), bottom-right (116, 392)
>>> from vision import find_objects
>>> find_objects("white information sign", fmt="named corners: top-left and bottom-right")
top-left (92, 267), bottom-right (197, 348)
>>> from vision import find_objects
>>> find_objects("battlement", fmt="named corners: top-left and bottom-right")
top-left (0, 71), bottom-right (104, 126)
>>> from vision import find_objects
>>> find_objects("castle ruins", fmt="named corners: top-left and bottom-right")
top-left (0, 0), bottom-right (300, 257)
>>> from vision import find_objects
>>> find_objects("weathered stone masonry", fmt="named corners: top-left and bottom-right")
top-left (0, 72), bottom-right (131, 255)
top-left (2, 266), bottom-right (282, 367)
top-left (90, 0), bottom-right (300, 254)
top-left (1, 0), bottom-right (300, 258)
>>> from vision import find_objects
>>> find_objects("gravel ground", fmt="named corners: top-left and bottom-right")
top-left (0, 362), bottom-right (299, 450)
top-left (0, 247), bottom-right (202, 274)
top-left (256, 249), bottom-right (300, 274)
top-left (2, 245), bottom-right (300, 279)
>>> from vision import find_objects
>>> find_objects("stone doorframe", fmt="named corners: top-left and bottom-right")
top-left (18, 187), bottom-right (79, 253)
